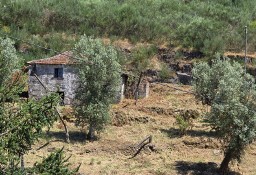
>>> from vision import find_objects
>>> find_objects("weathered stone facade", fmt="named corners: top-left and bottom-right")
top-left (137, 80), bottom-right (150, 98)
top-left (115, 74), bottom-right (128, 103)
top-left (28, 64), bottom-right (78, 105)
top-left (28, 51), bottom-right (150, 105)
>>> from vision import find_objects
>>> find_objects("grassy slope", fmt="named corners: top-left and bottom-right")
top-left (25, 83), bottom-right (256, 175)
top-left (1, 0), bottom-right (256, 63)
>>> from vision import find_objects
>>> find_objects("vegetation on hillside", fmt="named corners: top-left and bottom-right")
top-left (1, 0), bottom-right (256, 61)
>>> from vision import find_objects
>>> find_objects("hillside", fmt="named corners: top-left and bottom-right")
top-left (1, 0), bottom-right (256, 62)
top-left (2, 1), bottom-right (256, 174)
top-left (25, 83), bottom-right (256, 175)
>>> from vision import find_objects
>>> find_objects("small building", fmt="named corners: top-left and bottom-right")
top-left (27, 51), bottom-right (149, 105)
top-left (27, 51), bottom-right (77, 105)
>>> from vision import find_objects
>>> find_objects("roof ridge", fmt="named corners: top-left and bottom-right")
top-left (27, 51), bottom-right (75, 65)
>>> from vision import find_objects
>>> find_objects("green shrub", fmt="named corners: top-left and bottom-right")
top-left (175, 109), bottom-right (199, 135)
top-left (159, 63), bottom-right (170, 81)
top-left (175, 115), bottom-right (191, 135)
top-left (32, 147), bottom-right (80, 175)
top-left (1, 0), bottom-right (256, 56)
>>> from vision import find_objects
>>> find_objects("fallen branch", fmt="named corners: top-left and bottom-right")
top-left (129, 135), bottom-right (153, 159)
top-left (36, 139), bottom-right (65, 151)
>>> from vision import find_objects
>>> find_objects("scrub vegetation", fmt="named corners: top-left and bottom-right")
top-left (1, 0), bottom-right (256, 61)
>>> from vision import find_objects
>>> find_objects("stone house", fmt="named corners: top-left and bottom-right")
top-left (27, 51), bottom-right (77, 105)
top-left (27, 51), bottom-right (149, 105)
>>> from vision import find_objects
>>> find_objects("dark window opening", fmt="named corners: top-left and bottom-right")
top-left (19, 91), bottom-right (29, 98)
top-left (30, 64), bottom-right (37, 75)
top-left (54, 68), bottom-right (63, 78)
top-left (57, 91), bottom-right (64, 105)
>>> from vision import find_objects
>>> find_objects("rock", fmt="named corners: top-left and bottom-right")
top-left (213, 149), bottom-right (221, 155)
top-left (47, 147), bottom-right (56, 152)
top-left (85, 149), bottom-right (91, 153)
top-left (183, 64), bottom-right (192, 73)
top-left (157, 47), bottom-right (176, 63)
top-left (176, 72), bottom-right (192, 85)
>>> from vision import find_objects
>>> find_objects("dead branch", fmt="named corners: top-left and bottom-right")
top-left (33, 73), bottom-right (50, 92)
top-left (56, 107), bottom-right (70, 143)
top-left (0, 130), bottom-right (9, 137)
top-left (134, 72), bottom-right (144, 105)
top-left (129, 135), bottom-right (153, 159)
top-left (36, 139), bottom-right (65, 150)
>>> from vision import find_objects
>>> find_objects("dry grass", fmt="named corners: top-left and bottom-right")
top-left (25, 83), bottom-right (256, 175)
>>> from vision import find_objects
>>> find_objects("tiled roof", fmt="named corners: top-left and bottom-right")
top-left (27, 51), bottom-right (76, 65)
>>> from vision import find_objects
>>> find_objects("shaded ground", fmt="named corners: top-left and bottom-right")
top-left (25, 83), bottom-right (256, 175)
top-left (174, 161), bottom-right (241, 175)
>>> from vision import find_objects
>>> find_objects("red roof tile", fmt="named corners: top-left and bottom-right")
top-left (27, 51), bottom-right (76, 65)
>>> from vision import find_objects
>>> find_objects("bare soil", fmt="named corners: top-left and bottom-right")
top-left (25, 83), bottom-right (256, 175)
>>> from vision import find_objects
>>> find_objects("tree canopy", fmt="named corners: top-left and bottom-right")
top-left (74, 35), bottom-right (121, 140)
top-left (192, 58), bottom-right (256, 174)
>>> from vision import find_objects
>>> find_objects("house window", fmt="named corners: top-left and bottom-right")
top-left (30, 64), bottom-right (37, 75)
top-left (54, 68), bottom-right (63, 78)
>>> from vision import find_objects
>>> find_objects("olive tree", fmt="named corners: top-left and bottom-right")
top-left (0, 37), bottom-right (20, 86)
top-left (192, 57), bottom-right (256, 174)
top-left (74, 35), bottom-right (121, 140)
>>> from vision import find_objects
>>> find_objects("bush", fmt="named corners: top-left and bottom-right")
top-left (175, 115), bottom-right (191, 135)
top-left (159, 63), bottom-right (170, 81)
top-left (32, 147), bottom-right (80, 175)
top-left (175, 110), bottom-right (199, 135)
top-left (1, 0), bottom-right (256, 56)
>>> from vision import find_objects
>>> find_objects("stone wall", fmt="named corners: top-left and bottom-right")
top-left (138, 80), bottom-right (149, 98)
top-left (115, 74), bottom-right (128, 103)
top-left (28, 64), bottom-right (78, 105)
top-left (28, 65), bottom-right (150, 105)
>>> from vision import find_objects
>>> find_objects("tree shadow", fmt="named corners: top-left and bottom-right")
top-left (175, 161), bottom-right (241, 175)
top-left (161, 128), bottom-right (217, 138)
top-left (47, 131), bottom-right (86, 143)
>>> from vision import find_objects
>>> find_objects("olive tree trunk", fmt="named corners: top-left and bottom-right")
top-left (87, 125), bottom-right (95, 141)
top-left (219, 149), bottom-right (233, 175)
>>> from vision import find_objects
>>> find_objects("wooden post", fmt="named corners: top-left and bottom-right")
top-left (20, 154), bottom-right (24, 172)
top-left (134, 72), bottom-right (143, 105)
